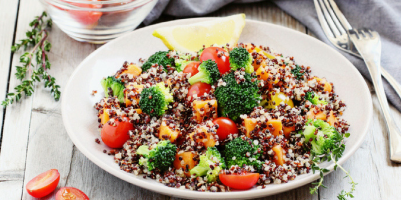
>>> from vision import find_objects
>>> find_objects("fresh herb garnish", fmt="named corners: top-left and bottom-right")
top-left (291, 65), bottom-right (305, 80)
top-left (2, 12), bottom-right (60, 107)
top-left (305, 121), bottom-right (357, 200)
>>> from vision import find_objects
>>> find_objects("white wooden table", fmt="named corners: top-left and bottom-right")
top-left (1, 1), bottom-right (401, 199)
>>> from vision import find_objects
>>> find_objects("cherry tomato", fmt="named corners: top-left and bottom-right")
top-left (200, 47), bottom-right (230, 75)
top-left (101, 117), bottom-right (133, 148)
top-left (56, 187), bottom-right (89, 200)
top-left (183, 61), bottom-right (200, 77)
top-left (219, 172), bottom-right (260, 190)
top-left (212, 117), bottom-right (238, 141)
top-left (26, 169), bottom-right (60, 198)
top-left (187, 82), bottom-right (212, 102)
top-left (65, 0), bottom-right (103, 26)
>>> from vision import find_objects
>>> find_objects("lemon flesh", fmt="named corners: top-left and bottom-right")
top-left (153, 14), bottom-right (246, 53)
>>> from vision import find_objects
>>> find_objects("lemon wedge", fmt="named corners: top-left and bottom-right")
top-left (153, 14), bottom-right (246, 53)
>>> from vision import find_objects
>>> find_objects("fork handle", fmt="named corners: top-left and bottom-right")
top-left (381, 68), bottom-right (401, 102)
top-left (364, 57), bottom-right (401, 162)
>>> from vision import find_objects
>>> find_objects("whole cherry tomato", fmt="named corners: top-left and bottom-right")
top-left (212, 117), bottom-right (238, 141)
top-left (200, 47), bottom-right (230, 75)
top-left (55, 187), bottom-right (89, 200)
top-left (187, 82), bottom-right (212, 102)
top-left (26, 169), bottom-right (60, 198)
top-left (219, 172), bottom-right (260, 190)
top-left (183, 61), bottom-right (200, 77)
top-left (101, 117), bottom-right (133, 148)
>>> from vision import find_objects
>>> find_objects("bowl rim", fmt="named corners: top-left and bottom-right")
top-left (61, 17), bottom-right (373, 199)
top-left (41, 0), bottom-right (154, 11)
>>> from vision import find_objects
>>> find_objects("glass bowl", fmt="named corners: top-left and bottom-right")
top-left (40, 0), bottom-right (158, 44)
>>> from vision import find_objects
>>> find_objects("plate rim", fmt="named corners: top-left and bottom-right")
top-left (61, 17), bottom-right (373, 199)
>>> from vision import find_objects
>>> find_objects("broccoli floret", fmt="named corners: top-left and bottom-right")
top-left (229, 47), bottom-right (254, 73)
top-left (291, 65), bottom-right (305, 80)
top-left (100, 76), bottom-right (125, 103)
top-left (188, 59), bottom-right (220, 85)
top-left (302, 119), bottom-right (343, 155)
top-left (190, 147), bottom-right (225, 182)
top-left (306, 91), bottom-right (328, 105)
top-left (139, 82), bottom-right (173, 117)
top-left (174, 52), bottom-right (197, 72)
top-left (223, 137), bottom-right (263, 171)
top-left (215, 72), bottom-right (261, 121)
top-left (142, 51), bottom-right (175, 72)
top-left (136, 140), bottom-right (177, 171)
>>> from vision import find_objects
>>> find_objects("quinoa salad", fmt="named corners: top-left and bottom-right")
top-left (94, 43), bottom-right (350, 192)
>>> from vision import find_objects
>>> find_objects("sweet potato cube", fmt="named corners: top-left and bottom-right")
top-left (173, 152), bottom-right (197, 177)
top-left (100, 108), bottom-right (110, 125)
top-left (314, 77), bottom-right (332, 93)
top-left (159, 121), bottom-right (180, 143)
top-left (125, 84), bottom-right (144, 106)
top-left (272, 145), bottom-right (285, 166)
top-left (307, 108), bottom-right (327, 121)
top-left (327, 111), bottom-right (337, 126)
top-left (267, 119), bottom-right (283, 137)
top-left (244, 118), bottom-right (257, 138)
top-left (193, 100), bottom-right (218, 123)
top-left (255, 46), bottom-right (276, 59)
top-left (118, 64), bottom-right (142, 78)
top-left (256, 67), bottom-right (279, 88)
top-left (283, 126), bottom-right (296, 139)
top-left (190, 127), bottom-right (216, 148)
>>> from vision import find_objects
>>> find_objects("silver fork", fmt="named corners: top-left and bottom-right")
top-left (314, 0), bottom-right (401, 101)
top-left (314, 0), bottom-right (401, 162)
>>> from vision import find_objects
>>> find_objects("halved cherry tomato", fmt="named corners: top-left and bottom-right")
top-left (55, 187), bottom-right (89, 200)
top-left (183, 61), bottom-right (200, 77)
top-left (219, 172), bottom-right (260, 190)
top-left (65, 0), bottom-right (103, 26)
top-left (101, 117), bottom-right (133, 148)
top-left (187, 82), bottom-right (212, 102)
top-left (212, 117), bottom-right (238, 141)
top-left (26, 169), bottom-right (60, 198)
top-left (200, 47), bottom-right (230, 75)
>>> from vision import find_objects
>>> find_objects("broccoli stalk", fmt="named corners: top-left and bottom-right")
top-left (302, 119), bottom-right (355, 199)
top-left (305, 91), bottom-right (328, 105)
top-left (142, 51), bottom-right (175, 72)
top-left (174, 52), bottom-right (198, 72)
top-left (215, 72), bottom-right (261, 121)
top-left (223, 137), bottom-right (263, 171)
top-left (139, 82), bottom-right (173, 117)
top-left (190, 147), bottom-right (226, 182)
top-left (136, 140), bottom-right (177, 172)
top-left (229, 47), bottom-right (254, 73)
top-left (188, 59), bottom-right (220, 85)
top-left (100, 76), bottom-right (125, 103)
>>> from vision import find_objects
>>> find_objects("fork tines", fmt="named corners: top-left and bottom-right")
top-left (314, 0), bottom-right (352, 37)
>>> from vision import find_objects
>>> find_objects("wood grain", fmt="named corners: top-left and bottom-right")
top-left (0, 0), bottom-right (19, 143)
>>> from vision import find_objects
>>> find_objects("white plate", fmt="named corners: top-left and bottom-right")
top-left (61, 18), bottom-right (372, 199)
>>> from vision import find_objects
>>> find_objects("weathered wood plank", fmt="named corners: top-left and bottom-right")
top-left (0, 0), bottom-right (19, 143)
top-left (0, 0), bottom-right (40, 199)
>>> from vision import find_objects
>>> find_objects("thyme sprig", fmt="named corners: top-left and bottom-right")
top-left (309, 132), bottom-right (357, 200)
top-left (2, 12), bottom-right (60, 107)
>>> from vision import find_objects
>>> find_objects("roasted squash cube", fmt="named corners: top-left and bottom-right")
top-left (173, 152), bottom-right (197, 177)
top-left (117, 64), bottom-right (142, 78)
top-left (272, 145), bottom-right (285, 166)
top-left (193, 100), bottom-right (218, 123)
top-left (267, 119), bottom-right (283, 137)
top-left (190, 126), bottom-right (216, 148)
top-left (159, 121), bottom-right (180, 143)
